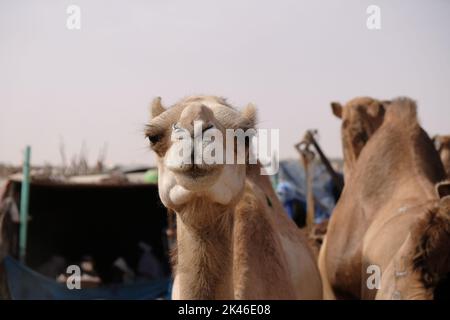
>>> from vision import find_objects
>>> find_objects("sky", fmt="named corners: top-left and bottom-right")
top-left (1, 0), bottom-right (449, 167)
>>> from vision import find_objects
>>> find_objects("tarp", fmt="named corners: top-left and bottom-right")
top-left (276, 159), bottom-right (338, 223)
top-left (0, 179), bottom-right (169, 278)
top-left (3, 256), bottom-right (171, 300)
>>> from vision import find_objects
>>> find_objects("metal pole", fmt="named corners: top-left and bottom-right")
top-left (19, 146), bottom-right (31, 264)
top-left (307, 131), bottom-right (344, 195)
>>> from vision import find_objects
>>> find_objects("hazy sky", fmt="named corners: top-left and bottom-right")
top-left (1, 0), bottom-right (449, 166)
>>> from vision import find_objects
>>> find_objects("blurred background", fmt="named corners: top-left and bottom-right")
top-left (0, 0), bottom-right (449, 299)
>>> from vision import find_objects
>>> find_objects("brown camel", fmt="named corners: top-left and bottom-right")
top-left (145, 95), bottom-right (322, 299)
top-left (433, 135), bottom-right (450, 177)
top-left (319, 97), bottom-right (450, 299)
top-left (330, 97), bottom-right (389, 180)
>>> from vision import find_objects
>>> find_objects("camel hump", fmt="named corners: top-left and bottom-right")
top-left (385, 97), bottom-right (418, 124)
top-left (436, 180), bottom-right (450, 200)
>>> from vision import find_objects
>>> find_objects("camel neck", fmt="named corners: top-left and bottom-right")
top-left (175, 202), bottom-right (235, 299)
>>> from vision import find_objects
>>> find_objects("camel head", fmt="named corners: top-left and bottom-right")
top-left (330, 97), bottom-right (389, 178)
top-left (145, 96), bottom-right (257, 212)
top-left (432, 135), bottom-right (450, 177)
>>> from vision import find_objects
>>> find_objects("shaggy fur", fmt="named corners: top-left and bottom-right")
top-left (412, 196), bottom-right (450, 289)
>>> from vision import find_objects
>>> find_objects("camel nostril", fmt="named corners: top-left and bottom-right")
top-left (202, 124), bottom-right (214, 133)
top-left (172, 123), bottom-right (185, 133)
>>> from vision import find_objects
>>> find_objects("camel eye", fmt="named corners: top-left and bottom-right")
top-left (148, 134), bottom-right (162, 144)
top-left (355, 131), bottom-right (368, 144)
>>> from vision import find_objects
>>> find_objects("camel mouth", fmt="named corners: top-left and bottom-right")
top-left (183, 165), bottom-right (211, 179)
top-left (171, 164), bottom-right (223, 191)
top-left (170, 163), bottom-right (220, 177)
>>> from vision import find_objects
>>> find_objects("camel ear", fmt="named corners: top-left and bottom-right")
top-left (436, 181), bottom-right (450, 199)
top-left (150, 97), bottom-right (166, 118)
top-left (432, 136), bottom-right (441, 151)
top-left (240, 103), bottom-right (257, 129)
top-left (367, 101), bottom-right (386, 118)
top-left (331, 102), bottom-right (342, 119)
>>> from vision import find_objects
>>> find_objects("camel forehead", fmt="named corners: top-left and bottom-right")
top-left (159, 96), bottom-right (241, 127)
top-left (177, 96), bottom-right (237, 115)
top-left (179, 104), bottom-right (215, 123)
top-left (179, 95), bottom-right (228, 106)
top-left (345, 97), bottom-right (376, 107)
top-left (342, 97), bottom-right (377, 118)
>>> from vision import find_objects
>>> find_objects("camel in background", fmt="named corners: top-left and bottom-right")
top-left (145, 96), bottom-right (322, 299)
top-left (320, 97), bottom-right (450, 299)
top-left (330, 97), bottom-right (389, 180)
top-left (433, 135), bottom-right (450, 177)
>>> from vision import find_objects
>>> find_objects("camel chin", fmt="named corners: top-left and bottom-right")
top-left (165, 165), bottom-right (245, 207)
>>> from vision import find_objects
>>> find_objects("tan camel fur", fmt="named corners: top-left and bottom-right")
top-left (320, 97), bottom-right (450, 300)
top-left (145, 96), bottom-right (322, 299)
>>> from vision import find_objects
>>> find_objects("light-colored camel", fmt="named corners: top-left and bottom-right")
top-left (330, 97), bottom-right (389, 180)
top-left (319, 97), bottom-right (450, 299)
top-left (433, 135), bottom-right (450, 177)
top-left (145, 95), bottom-right (322, 299)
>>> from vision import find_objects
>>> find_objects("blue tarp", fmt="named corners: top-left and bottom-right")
top-left (3, 256), bottom-right (171, 300)
top-left (276, 159), bottom-right (338, 223)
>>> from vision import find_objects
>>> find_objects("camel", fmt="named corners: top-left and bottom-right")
top-left (433, 135), bottom-right (450, 177)
top-left (330, 97), bottom-right (389, 180)
top-left (319, 97), bottom-right (450, 299)
top-left (145, 95), bottom-right (322, 299)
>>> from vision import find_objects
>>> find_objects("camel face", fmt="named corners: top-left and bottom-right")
top-left (330, 97), bottom-right (387, 178)
top-left (164, 104), bottom-right (226, 192)
top-left (146, 96), bottom-right (256, 209)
